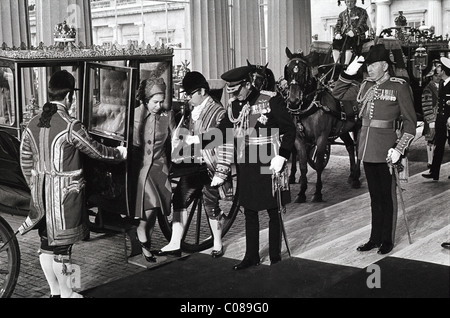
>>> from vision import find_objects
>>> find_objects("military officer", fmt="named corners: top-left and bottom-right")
top-left (333, 44), bottom-right (417, 255)
top-left (219, 66), bottom-right (296, 269)
top-left (422, 57), bottom-right (450, 181)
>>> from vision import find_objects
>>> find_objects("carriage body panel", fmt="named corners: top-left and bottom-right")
top-left (0, 45), bottom-right (174, 223)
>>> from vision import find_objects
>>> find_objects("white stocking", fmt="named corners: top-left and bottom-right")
top-left (332, 49), bottom-right (341, 63)
top-left (162, 209), bottom-right (187, 251)
top-left (39, 253), bottom-right (60, 296)
top-left (344, 50), bottom-right (353, 65)
top-left (52, 257), bottom-right (83, 298)
top-left (209, 218), bottom-right (223, 251)
top-left (427, 144), bottom-right (435, 165)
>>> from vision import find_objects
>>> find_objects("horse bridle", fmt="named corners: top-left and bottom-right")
top-left (284, 57), bottom-right (311, 114)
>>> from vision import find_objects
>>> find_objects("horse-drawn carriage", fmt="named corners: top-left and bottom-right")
top-left (0, 43), bottom-right (240, 297)
top-left (280, 24), bottom-right (449, 203)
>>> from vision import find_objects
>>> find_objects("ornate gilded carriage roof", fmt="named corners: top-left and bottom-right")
top-left (0, 41), bottom-right (173, 61)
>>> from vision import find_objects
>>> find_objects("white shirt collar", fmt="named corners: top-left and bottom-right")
top-left (51, 101), bottom-right (66, 108)
top-left (191, 96), bottom-right (210, 122)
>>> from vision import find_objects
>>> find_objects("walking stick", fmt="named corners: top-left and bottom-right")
top-left (273, 171), bottom-right (292, 257)
top-left (392, 164), bottom-right (413, 244)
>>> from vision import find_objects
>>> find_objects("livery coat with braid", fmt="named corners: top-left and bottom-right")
top-left (19, 103), bottom-right (124, 246)
top-left (421, 80), bottom-right (439, 141)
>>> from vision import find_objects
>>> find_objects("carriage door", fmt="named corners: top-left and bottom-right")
top-left (82, 62), bottom-right (137, 221)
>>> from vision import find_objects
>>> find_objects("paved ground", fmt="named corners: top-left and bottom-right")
top-left (1, 125), bottom-right (449, 298)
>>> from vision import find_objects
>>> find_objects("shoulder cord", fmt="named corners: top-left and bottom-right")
top-left (227, 100), bottom-right (250, 137)
top-left (356, 81), bottom-right (376, 118)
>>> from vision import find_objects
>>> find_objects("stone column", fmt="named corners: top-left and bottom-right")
top-left (35, 0), bottom-right (93, 46)
top-left (0, 0), bottom-right (30, 47)
top-left (189, 0), bottom-right (231, 80)
top-left (267, 0), bottom-right (312, 80)
top-left (374, 0), bottom-right (392, 36)
top-left (231, 0), bottom-right (262, 67)
top-left (428, 0), bottom-right (442, 36)
top-left (135, 22), bottom-right (145, 44)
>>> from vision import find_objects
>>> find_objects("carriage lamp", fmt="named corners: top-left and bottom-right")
top-left (413, 45), bottom-right (428, 87)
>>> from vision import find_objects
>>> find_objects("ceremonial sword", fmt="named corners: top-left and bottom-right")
top-left (273, 171), bottom-right (292, 257)
top-left (392, 163), bottom-right (413, 245)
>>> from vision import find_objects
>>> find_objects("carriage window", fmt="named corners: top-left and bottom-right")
top-left (0, 68), bottom-right (15, 127)
top-left (20, 66), bottom-right (81, 130)
top-left (86, 64), bottom-right (132, 141)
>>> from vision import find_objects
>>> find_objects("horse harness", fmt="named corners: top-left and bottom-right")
top-left (280, 82), bottom-right (359, 140)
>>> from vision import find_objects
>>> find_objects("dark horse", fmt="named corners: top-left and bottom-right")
top-left (246, 60), bottom-right (277, 91)
top-left (282, 47), bottom-right (362, 203)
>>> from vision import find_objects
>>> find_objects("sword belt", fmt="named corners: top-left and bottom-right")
top-left (362, 118), bottom-right (395, 129)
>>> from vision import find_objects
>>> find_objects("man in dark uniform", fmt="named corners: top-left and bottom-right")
top-left (422, 57), bottom-right (450, 181)
top-left (187, 66), bottom-right (296, 269)
top-left (223, 66), bottom-right (296, 269)
top-left (333, 44), bottom-right (417, 255)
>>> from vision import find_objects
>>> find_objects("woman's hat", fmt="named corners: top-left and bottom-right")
top-left (361, 44), bottom-right (395, 66)
top-left (182, 71), bottom-right (210, 95)
top-left (136, 77), bottom-right (166, 103)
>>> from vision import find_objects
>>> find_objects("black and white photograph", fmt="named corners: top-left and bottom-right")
top-left (0, 0), bottom-right (449, 304)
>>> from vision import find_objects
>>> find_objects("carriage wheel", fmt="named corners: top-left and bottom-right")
top-left (307, 143), bottom-right (331, 171)
top-left (158, 165), bottom-right (240, 253)
top-left (0, 216), bottom-right (21, 298)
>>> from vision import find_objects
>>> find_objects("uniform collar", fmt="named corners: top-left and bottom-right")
top-left (443, 77), bottom-right (450, 87)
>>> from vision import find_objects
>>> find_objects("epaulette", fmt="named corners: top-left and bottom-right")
top-left (260, 90), bottom-right (277, 97)
top-left (390, 77), bottom-right (407, 84)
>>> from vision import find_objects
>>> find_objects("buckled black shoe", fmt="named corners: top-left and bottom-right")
top-left (211, 247), bottom-right (224, 258)
top-left (377, 243), bottom-right (394, 255)
top-left (422, 173), bottom-right (439, 181)
top-left (232, 259), bottom-right (260, 271)
top-left (154, 249), bottom-right (182, 257)
top-left (441, 242), bottom-right (450, 249)
top-left (357, 241), bottom-right (380, 252)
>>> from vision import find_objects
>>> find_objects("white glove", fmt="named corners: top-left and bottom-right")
top-left (185, 135), bottom-right (200, 145)
top-left (387, 148), bottom-right (401, 164)
top-left (345, 56), bottom-right (365, 76)
top-left (116, 146), bottom-right (127, 160)
top-left (211, 176), bottom-right (225, 187)
top-left (347, 30), bottom-right (355, 38)
top-left (270, 155), bottom-right (287, 173)
top-left (335, 34), bottom-right (342, 40)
